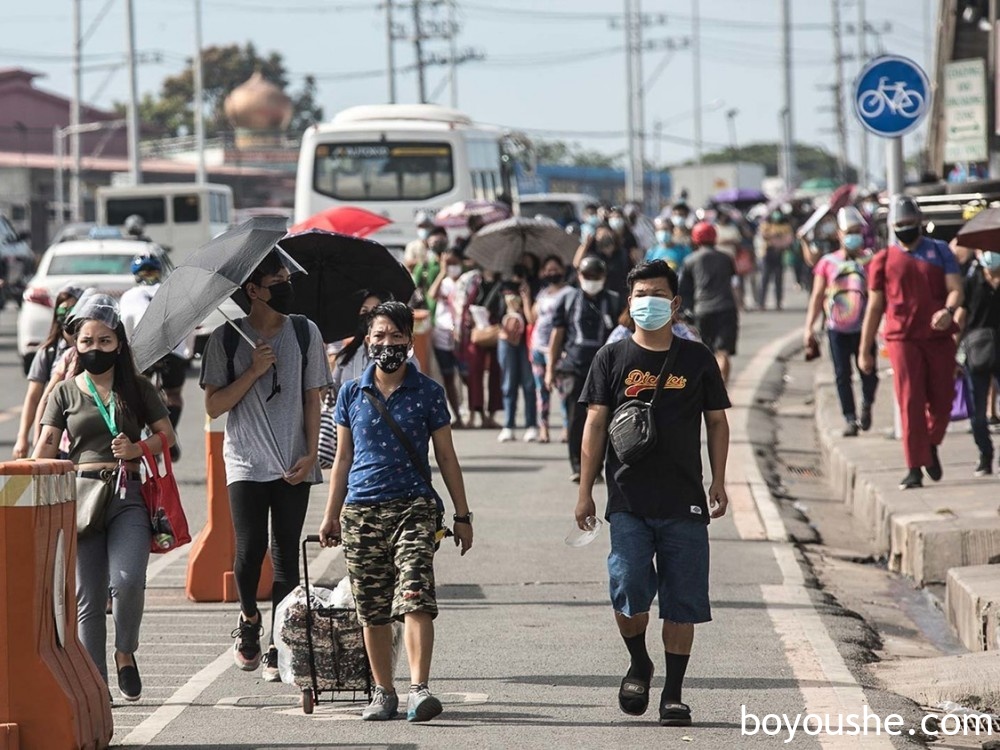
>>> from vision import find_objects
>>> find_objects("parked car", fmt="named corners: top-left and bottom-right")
top-left (1, 214), bottom-right (36, 308)
top-left (517, 192), bottom-right (599, 229)
top-left (17, 238), bottom-right (171, 374)
top-left (50, 223), bottom-right (125, 244)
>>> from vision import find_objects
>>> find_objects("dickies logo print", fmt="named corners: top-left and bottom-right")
top-left (623, 369), bottom-right (687, 398)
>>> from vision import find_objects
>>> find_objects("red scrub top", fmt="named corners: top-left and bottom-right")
top-left (867, 238), bottom-right (958, 341)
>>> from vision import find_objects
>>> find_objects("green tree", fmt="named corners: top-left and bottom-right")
top-left (121, 43), bottom-right (322, 136)
top-left (534, 139), bottom-right (620, 169)
top-left (691, 142), bottom-right (858, 184)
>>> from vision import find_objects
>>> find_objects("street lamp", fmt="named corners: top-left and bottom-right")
top-left (726, 108), bottom-right (740, 155)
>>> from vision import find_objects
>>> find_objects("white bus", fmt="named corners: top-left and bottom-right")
top-left (295, 104), bottom-right (520, 254)
top-left (96, 183), bottom-right (234, 261)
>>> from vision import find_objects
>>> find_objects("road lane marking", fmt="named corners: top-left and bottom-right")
top-left (730, 329), bottom-right (893, 748)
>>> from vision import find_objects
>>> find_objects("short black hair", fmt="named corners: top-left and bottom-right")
top-left (244, 250), bottom-right (285, 291)
top-left (428, 226), bottom-right (447, 239)
top-left (540, 254), bottom-right (565, 268)
top-left (367, 300), bottom-right (414, 338)
top-left (627, 260), bottom-right (678, 295)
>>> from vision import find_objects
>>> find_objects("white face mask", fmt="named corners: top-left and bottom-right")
top-left (580, 279), bottom-right (605, 296)
top-left (446, 264), bottom-right (462, 279)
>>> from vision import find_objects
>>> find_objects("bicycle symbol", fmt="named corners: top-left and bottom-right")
top-left (857, 77), bottom-right (925, 119)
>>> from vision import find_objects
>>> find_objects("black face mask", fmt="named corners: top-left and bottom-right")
top-left (541, 273), bottom-right (563, 286)
top-left (263, 280), bottom-right (294, 314)
top-left (894, 225), bottom-right (921, 245)
top-left (369, 343), bottom-right (409, 373)
top-left (79, 348), bottom-right (118, 375)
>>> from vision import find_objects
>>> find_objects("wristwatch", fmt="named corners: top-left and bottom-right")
top-left (453, 512), bottom-right (474, 524)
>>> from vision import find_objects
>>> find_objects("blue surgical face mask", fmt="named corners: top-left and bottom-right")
top-left (630, 295), bottom-right (674, 331)
top-left (609, 217), bottom-right (625, 232)
top-left (842, 233), bottom-right (864, 252)
top-left (655, 229), bottom-right (669, 244)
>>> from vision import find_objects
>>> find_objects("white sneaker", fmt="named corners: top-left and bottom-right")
top-left (498, 428), bottom-right (516, 442)
top-left (523, 427), bottom-right (540, 443)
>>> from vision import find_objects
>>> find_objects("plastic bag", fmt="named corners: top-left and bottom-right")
top-left (274, 583), bottom-right (339, 686)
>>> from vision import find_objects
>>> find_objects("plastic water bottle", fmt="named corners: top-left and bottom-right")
top-left (564, 516), bottom-right (604, 547)
top-left (152, 509), bottom-right (174, 550)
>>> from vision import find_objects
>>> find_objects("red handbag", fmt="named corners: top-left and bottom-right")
top-left (139, 432), bottom-right (191, 554)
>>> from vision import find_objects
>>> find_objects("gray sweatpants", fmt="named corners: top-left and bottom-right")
top-left (76, 478), bottom-right (151, 683)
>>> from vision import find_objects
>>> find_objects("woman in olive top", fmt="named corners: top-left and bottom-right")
top-left (33, 293), bottom-right (175, 703)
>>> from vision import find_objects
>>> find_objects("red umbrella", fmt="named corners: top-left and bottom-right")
top-left (289, 206), bottom-right (392, 238)
top-left (828, 183), bottom-right (857, 212)
top-left (434, 200), bottom-right (511, 229)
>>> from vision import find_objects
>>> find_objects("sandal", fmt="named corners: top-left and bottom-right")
top-left (659, 701), bottom-right (692, 727)
top-left (618, 674), bottom-right (651, 716)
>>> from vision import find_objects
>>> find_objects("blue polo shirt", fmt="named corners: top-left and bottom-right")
top-left (897, 236), bottom-right (960, 274)
top-left (334, 363), bottom-right (451, 505)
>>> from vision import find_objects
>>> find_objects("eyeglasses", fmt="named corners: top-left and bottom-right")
top-left (265, 366), bottom-right (281, 402)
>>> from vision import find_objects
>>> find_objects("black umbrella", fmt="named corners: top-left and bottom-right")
top-left (130, 216), bottom-right (300, 372)
top-left (465, 216), bottom-right (580, 274)
top-left (278, 230), bottom-right (416, 342)
top-left (956, 207), bottom-right (1000, 251)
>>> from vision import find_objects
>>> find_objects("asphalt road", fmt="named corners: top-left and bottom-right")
top-left (0, 284), bottom-right (908, 749)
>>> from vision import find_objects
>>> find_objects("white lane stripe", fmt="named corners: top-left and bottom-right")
top-left (119, 546), bottom-right (342, 745)
top-left (117, 649), bottom-right (233, 746)
top-left (731, 330), bottom-right (893, 748)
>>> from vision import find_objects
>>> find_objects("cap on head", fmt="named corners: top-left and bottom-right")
top-left (66, 292), bottom-right (121, 334)
top-left (579, 255), bottom-right (608, 278)
top-left (890, 196), bottom-right (922, 228)
top-left (691, 221), bottom-right (717, 246)
top-left (131, 254), bottom-right (162, 276)
top-left (836, 206), bottom-right (865, 232)
top-left (414, 210), bottom-right (434, 227)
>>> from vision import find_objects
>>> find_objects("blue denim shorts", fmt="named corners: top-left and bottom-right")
top-left (608, 512), bottom-right (711, 623)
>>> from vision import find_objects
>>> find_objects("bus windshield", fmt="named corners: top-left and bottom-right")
top-left (313, 142), bottom-right (454, 201)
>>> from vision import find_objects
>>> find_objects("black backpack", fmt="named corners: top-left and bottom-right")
top-left (222, 314), bottom-right (312, 391)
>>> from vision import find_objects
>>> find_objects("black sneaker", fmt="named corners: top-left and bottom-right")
top-left (231, 615), bottom-right (263, 671)
top-left (117, 657), bottom-right (142, 702)
top-left (842, 421), bottom-right (859, 437)
top-left (926, 446), bottom-right (943, 482)
top-left (169, 443), bottom-right (181, 462)
top-left (262, 646), bottom-right (280, 682)
top-left (975, 454), bottom-right (994, 477)
top-left (859, 403), bottom-right (873, 432)
top-left (899, 468), bottom-right (923, 490)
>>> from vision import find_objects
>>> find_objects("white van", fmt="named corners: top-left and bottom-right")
top-left (96, 183), bottom-right (234, 261)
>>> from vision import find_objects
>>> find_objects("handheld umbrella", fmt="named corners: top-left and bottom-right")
top-left (464, 216), bottom-right (580, 274)
top-left (288, 205), bottom-right (392, 237)
top-left (957, 207), bottom-right (1000, 251)
top-left (278, 229), bottom-right (416, 343)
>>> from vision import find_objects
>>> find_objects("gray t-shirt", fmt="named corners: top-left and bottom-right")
top-left (28, 340), bottom-right (68, 384)
top-left (678, 247), bottom-right (738, 316)
top-left (199, 316), bottom-right (330, 485)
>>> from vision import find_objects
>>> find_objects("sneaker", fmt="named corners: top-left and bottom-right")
top-left (899, 468), bottom-right (923, 490)
top-left (497, 428), bottom-right (516, 443)
top-left (262, 646), bottom-right (280, 682)
top-left (231, 614), bottom-right (263, 671)
top-left (926, 445), bottom-right (943, 482)
top-left (523, 427), bottom-right (540, 443)
top-left (859, 403), bottom-right (873, 432)
top-left (407, 683), bottom-right (443, 722)
top-left (117, 657), bottom-right (142, 702)
top-left (975, 454), bottom-right (994, 477)
top-left (361, 685), bottom-right (398, 721)
top-left (842, 421), bottom-right (859, 437)
top-left (570, 471), bottom-right (581, 483)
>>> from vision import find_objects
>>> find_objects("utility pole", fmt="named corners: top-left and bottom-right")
top-left (193, 0), bottom-right (206, 184)
top-left (831, 0), bottom-right (848, 182)
top-left (412, 0), bottom-right (427, 104)
top-left (70, 0), bottom-right (82, 221)
top-left (857, 0), bottom-right (869, 186)
top-left (624, 0), bottom-right (637, 202)
top-left (124, 0), bottom-right (142, 184)
top-left (623, 0), bottom-right (645, 203)
top-left (726, 108), bottom-right (739, 154)
top-left (692, 0), bottom-right (703, 165)
top-left (779, 0), bottom-right (796, 190)
top-left (385, 0), bottom-right (397, 103)
top-left (448, 0), bottom-right (459, 108)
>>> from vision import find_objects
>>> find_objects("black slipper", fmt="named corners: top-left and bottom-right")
top-left (659, 701), bottom-right (692, 726)
top-left (618, 674), bottom-right (651, 716)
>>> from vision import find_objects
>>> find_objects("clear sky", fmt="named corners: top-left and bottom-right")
top-left (5, 0), bottom-right (938, 177)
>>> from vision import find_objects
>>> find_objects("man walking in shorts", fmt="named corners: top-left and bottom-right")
top-left (678, 222), bottom-right (740, 383)
top-left (577, 260), bottom-right (731, 727)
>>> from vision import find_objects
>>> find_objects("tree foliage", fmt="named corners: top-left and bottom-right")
top-left (122, 43), bottom-right (323, 136)
top-left (692, 142), bottom-right (858, 183)
top-left (534, 139), bottom-right (621, 169)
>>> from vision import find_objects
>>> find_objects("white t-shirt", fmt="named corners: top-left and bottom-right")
top-left (432, 277), bottom-right (457, 351)
top-left (120, 283), bottom-right (195, 360)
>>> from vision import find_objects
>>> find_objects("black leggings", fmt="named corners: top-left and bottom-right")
top-left (228, 479), bottom-right (311, 641)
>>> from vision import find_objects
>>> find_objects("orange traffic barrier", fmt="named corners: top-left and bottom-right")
top-left (0, 459), bottom-right (113, 750)
top-left (413, 308), bottom-right (431, 374)
top-left (186, 414), bottom-right (272, 603)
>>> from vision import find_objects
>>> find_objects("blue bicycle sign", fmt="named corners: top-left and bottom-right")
top-left (853, 55), bottom-right (930, 137)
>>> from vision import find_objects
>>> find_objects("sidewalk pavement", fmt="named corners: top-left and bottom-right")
top-left (810, 353), bottom-right (1000, 657)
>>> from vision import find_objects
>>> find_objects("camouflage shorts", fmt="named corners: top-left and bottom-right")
top-left (341, 496), bottom-right (439, 627)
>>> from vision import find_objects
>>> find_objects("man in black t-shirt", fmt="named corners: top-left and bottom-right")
top-left (577, 260), bottom-right (731, 728)
top-left (546, 256), bottom-right (622, 481)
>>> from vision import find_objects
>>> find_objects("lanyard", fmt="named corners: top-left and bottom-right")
top-left (84, 374), bottom-right (117, 437)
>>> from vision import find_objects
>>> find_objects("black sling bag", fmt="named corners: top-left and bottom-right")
top-left (607, 343), bottom-right (680, 466)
